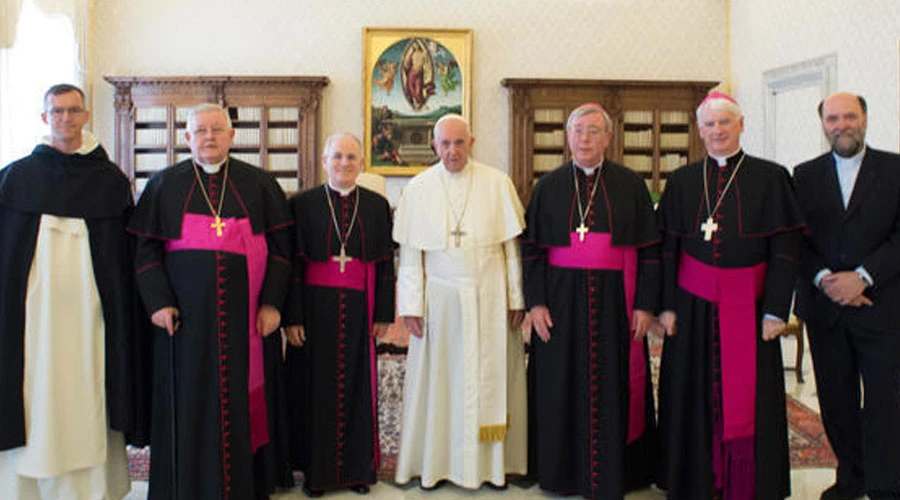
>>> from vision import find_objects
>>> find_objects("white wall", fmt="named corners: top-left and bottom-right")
top-left (91, 0), bottom-right (727, 199)
top-left (731, 0), bottom-right (900, 158)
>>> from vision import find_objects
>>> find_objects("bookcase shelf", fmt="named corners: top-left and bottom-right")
top-left (105, 75), bottom-right (329, 196)
top-left (501, 78), bottom-right (717, 205)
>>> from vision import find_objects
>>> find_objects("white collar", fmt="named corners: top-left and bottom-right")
top-left (327, 180), bottom-right (355, 196)
top-left (196, 159), bottom-right (226, 174)
top-left (710, 148), bottom-right (742, 167)
top-left (573, 159), bottom-right (603, 176)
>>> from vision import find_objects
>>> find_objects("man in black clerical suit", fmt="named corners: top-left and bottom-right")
top-left (0, 83), bottom-right (146, 499)
top-left (794, 92), bottom-right (900, 500)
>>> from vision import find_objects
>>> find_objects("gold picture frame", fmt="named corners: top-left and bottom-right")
top-left (363, 27), bottom-right (473, 176)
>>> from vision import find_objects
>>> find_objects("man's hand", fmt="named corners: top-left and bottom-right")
top-left (821, 271), bottom-right (868, 306)
top-left (402, 316), bottom-right (425, 338)
top-left (508, 309), bottom-right (526, 330)
top-left (845, 295), bottom-right (874, 307)
top-left (632, 310), bottom-right (655, 340)
top-left (372, 322), bottom-right (391, 339)
top-left (529, 305), bottom-right (554, 343)
top-left (761, 317), bottom-right (785, 341)
top-left (285, 325), bottom-right (306, 347)
top-left (151, 306), bottom-right (180, 336)
top-left (257, 305), bottom-right (281, 337)
top-left (658, 310), bottom-right (677, 337)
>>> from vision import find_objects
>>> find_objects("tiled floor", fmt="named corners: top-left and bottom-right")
top-left (126, 331), bottom-right (847, 499)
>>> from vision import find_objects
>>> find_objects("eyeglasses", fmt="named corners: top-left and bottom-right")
top-left (190, 126), bottom-right (228, 136)
top-left (570, 126), bottom-right (604, 137)
top-left (47, 107), bottom-right (86, 116)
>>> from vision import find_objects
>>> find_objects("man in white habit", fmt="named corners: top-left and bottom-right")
top-left (393, 113), bottom-right (527, 490)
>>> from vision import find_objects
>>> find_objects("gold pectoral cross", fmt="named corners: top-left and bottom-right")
top-left (210, 216), bottom-right (226, 237)
top-left (332, 245), bottom-right (353, 273)
top-left (575, 223), bottom-right (589, 242)
top-left (701, 216), bottom-right (718, 241)
top-left (450, 225), bottom-right (466, 247)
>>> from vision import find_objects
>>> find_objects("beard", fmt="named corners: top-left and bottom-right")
top-left (829, 130), bottom-right (864, 158)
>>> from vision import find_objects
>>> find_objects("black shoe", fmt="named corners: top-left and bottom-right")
top-left (302, 483), bottom-right (324, 498)
top-left (820, 482), bottom-right (864, 500)
top-left (483, 481), bottom-right (508, 490)
top-left (349, 485), bottom-right (369, 495)
top-left (420, 479), bottom-right (448, 491)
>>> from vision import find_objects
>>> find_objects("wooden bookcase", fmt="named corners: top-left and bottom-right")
top-left (501, 78), bottom-right (717, 205)
top-left (104, 76), bottom-right (329, 195)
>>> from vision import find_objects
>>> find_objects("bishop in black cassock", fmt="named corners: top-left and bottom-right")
top-left (129, 105), bottom-right (293, 500)
top-left (283, 133), bottom-right (395, 496)
top-left (656, 92), bottom-right (804, 500)
top-left (522, 104), bottom-right (661, 500)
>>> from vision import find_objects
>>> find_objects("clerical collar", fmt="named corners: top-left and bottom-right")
top-left (327, 181), bottom-right (356, 196)
top-left (832, 145), bottom-right (866, 164)
top-left (196, 159), bottom-right (226, 174)
top-left (710, 149), bottom-right (742, 167)
top-left (573, 160), bottom-right (603, 176)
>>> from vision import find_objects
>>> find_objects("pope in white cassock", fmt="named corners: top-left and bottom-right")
top-left (393, 114), bottom-right (527, 490)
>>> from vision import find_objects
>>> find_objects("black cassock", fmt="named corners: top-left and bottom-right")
top-left (129, 159), bottom-right (293, 500)
top-left (522, 161), bottom-right (661, 499)
top-left (0, 144), bottom-right (149, 450)
top-left (283, 185), bottom-right (395, 492)
top-left (656, 152), bottom-right (804, 500)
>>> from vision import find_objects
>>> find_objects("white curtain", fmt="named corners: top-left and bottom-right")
top-left (0, 0), bottom-right (26, 49)
top-left (0, 0), bottom-right (80, 166)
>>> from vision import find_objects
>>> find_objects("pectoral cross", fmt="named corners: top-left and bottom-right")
top-left (210, 216), bottom-right (226, 237)
top-left (701, 216), bottom-right (718, 241)
top-left (332, 245), bottom-right (353, 273)
top-left (575, 223), bottom-right (590, 242)
top-left (450, 225), bottom-right (466, 247)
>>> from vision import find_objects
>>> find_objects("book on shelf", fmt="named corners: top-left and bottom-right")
top-left (623, 129), bottom-right (653, 148)
top-left (533, 130), bottom-right (565, 148)
top-left (268, 128), bottom-right (299, 146)
top-left (268, 153), bottom-right (299, 171)
top-left (623, 110), bottom-right (653, 124)
top-left (268, 107), bottom-right (299, 121)
top-left (231, 153), bottom-right (260, 166)
top-left (134, 129), bottom-right (167, 146)
top-left (533, 153), bottom-right (563, 172)
top-left (233, 128), bottom-right (260, 146)
top-left (622, 154), bottom-right (653, 172)
top-left (533, 108), bottom-right (564, 124)
top-left (660, 110), bottom-right (690, 125)
top-left (175, 107), bottom-right (192, 123)
top-left (661, 153), bottom-right (687, 172)
top-left (135, 153), bottom-right (168, 172)
top-left (233, 107), bottom-right (261, 121)
top-left (659, 132), bottom-right (690, 149)
top-left (135, 107), bottom-right (167, 123)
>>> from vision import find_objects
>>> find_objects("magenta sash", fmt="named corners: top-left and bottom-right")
top-left (166, 213), bottom-right (269, 452)
top-left (677, 253), bottom-right (766, 441)
top-left (304, 258), bottom-right (380, 467)
top-left (547, 232), bottom-right (645, 444)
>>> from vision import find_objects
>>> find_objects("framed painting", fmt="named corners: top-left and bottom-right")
top-left (363, 27), bottom-right (473, 176)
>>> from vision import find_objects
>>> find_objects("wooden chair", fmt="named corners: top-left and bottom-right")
top-left (782, 315), bottom-right (805, 383)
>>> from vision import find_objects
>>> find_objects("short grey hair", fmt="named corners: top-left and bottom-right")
top-left (696, 97), bottom-right (742, 122)
top-left (323, 132), bottom-right (363, 156)
top-left (432, 113), bottom-right (471, 138)
top-left (187, 103), bottom-right (233, 132)
top-left (566, 104), bottom-right (614, 133)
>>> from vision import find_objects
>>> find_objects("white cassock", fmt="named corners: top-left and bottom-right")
top-left (0, 215), bottom-right (130, 498)
top-left (393, 160), bottom-right (527, 489)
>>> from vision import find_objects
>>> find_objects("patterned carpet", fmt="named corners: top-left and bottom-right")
top-left (127, 348), bottom-right (837, 482)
